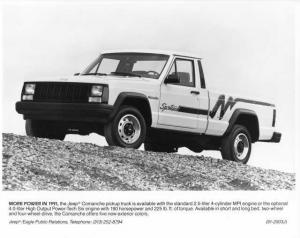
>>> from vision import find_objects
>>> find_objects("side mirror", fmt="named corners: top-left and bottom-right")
top-left (164, 74), bottom-right (180, 84)
top-left (74, 73), bottom-right (80, 76)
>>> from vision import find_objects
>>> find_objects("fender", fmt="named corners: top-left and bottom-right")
top-left (224, 109), bottom-right (259, 141)
top-left (109, 92), bottom-right (152, 125)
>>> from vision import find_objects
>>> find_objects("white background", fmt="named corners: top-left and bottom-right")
top-left (0, 1), bottom-right (299, 238)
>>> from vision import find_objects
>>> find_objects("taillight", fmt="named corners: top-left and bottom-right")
top-left (272, 109), bottom-right (276, 127)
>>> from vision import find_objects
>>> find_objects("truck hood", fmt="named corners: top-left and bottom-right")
top-left (29, 75), bottom-right (160, 86)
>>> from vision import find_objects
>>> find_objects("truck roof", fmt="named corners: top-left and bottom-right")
top-left (101, 49), bottom-right (202, 59)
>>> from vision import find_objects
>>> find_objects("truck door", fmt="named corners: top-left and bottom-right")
top-left (158, 57), bottom-right (209, 133)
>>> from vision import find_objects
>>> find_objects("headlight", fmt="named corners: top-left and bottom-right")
top-left (22, 95), bottom-right (33, 101)
top-left (91, 85), bottom-right (103, 96)
top-left (24, 83), bottom-right (36, 95)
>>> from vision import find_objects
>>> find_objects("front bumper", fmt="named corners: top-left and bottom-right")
top-left (16, 101), bottom-right (114, 123)
top-left (260, 132), bottom-right (282, 143)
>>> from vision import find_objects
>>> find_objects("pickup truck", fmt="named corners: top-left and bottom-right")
top-left (16, 50), bottom-right (281, 164)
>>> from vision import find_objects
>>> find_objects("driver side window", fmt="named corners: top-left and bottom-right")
top-left (168, 59), bottom-right (195, 87)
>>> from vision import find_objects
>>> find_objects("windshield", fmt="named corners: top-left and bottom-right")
top-left (82, 53), bottom-right (169, 79)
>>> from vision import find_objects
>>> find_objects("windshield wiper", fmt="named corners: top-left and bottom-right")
top-left (81, 73), bottom-right (107, 76)
top-left (110, 72), bottom-right (141, 77)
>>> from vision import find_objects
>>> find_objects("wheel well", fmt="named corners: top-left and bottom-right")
top-left (235, 114), bottom-right (259, 142)
top-left (121, 97), bottom-right (152, 127)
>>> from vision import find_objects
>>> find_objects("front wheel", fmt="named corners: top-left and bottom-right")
top-left (220, 124), bottom-right (252, 164)
top-left (104, 106), bottom-right (146, 149)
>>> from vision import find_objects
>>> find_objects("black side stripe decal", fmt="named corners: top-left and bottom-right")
top-left (176, 96), bottom-right (274, 117)
top-left (208, 95), bottom-right (275, 119)
top-left (178, 106), bottom-right (208, 115)
top-left (234, 98), bottom-right (275, 107)
top-left (209, 95), bottom-right (236, 119)
top-left (162, 95), bottom-right (274, 117)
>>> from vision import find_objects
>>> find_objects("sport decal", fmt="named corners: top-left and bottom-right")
top-left (160, 103), bottom-right (179, 112)
top-left (160, 103), bottom-right (208, 115)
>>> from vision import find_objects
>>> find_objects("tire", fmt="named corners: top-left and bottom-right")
top-left (220, 124), bottom-right (252, 164)
top-left (104, 106), bottom-right (146, 149)
top-left (144, 142), bottom-right (178, 153)
top-left (25, 119), bottom-right (66, 140)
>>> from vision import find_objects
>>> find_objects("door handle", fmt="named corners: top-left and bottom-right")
top-left (190, 91), bottom-right (200, 95)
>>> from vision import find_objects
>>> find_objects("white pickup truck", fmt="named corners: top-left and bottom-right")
top-left (16, 50), bottom-right (281, 164)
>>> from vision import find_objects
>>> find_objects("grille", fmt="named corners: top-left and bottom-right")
top-left (33, 82), bottom-right (91, 103)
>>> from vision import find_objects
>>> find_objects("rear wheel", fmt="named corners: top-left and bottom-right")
top-left (104, 106), bottom-right (146, 149)
top-left (221, 124), bottom-right (252, 164)
top-left (25, 119), bottom-right (66, 140)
